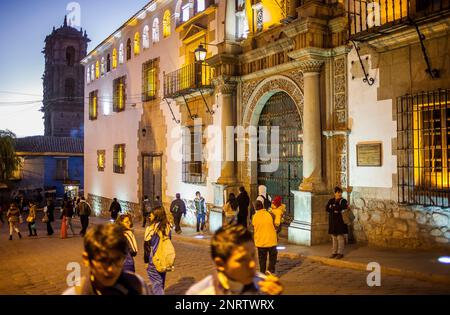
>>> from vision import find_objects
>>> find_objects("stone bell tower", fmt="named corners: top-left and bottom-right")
top-left (42, 16), bottom-right (90, 138)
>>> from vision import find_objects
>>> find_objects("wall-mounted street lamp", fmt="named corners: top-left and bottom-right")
top-left (194, 44), bottom-right (207, 62)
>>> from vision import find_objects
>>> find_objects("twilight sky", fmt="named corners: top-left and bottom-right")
top-left (0, 0), bottom-right (149, 137)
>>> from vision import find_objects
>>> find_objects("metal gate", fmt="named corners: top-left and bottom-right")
top-left (257, 92), bottom-right (303, 220)
top-left (142, 154), bottom-right (162, 202)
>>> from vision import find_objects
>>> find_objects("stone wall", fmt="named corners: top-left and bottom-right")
top-left (87, 193), bottom-right (140, 221)
top-left (350, 195), bottom-right (450, 250)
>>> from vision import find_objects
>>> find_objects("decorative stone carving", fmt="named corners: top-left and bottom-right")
top-left (298, 60), bottom-right (324, 73)
top-left (242, 79), bottom-right (262, 109)
top-left (285, 69), bottom-right (304, 89)
top-left (213, 77), bottom-right (237, 95)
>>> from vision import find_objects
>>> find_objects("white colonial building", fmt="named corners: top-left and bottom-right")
top-left (82, 0), bottom-right (450, 249)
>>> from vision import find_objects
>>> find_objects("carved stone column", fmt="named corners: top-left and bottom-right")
top-left (215, 78), bottom-right (238, 185)
top-left (299, 59), bottom-right (324, 192)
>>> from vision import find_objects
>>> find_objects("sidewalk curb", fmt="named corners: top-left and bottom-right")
top-left (173, 234), bottom-right (450, 285)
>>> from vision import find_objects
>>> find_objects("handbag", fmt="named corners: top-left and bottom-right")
top-left (26, 215), bottom-right (34, 223)
top-left (341, 208), bottom-right (355, 225)
top-left (42, 213), bottom-right (49, 223)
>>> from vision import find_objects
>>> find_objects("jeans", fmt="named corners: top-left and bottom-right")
top-left (28, 222), bottom-right (37, 235)
top-left (80, 215), bottom-right (89, 235)
top-left (147, 263), bottom-right (166, 295)
top-left (331, 234), bottom-right (345, 255)
top-left (196, 213), bottom-right (205, 232)
top-left (66, 217), bottom-right (75, 235)
top-left (46, 222), bottom-right (54, 235)
top-left (257, 246), bottom-right (278, 274)
top-left (174, 212), bottom-right (183, 233)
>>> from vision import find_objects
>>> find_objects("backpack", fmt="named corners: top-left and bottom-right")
top-left (260, 195), bottom-right (271, 210)
top-left (152, 232), bottom-right (176, 273)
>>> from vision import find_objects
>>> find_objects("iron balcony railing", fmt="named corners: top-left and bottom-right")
top-left (163, 62), bottom-right (213, 98)
top-left (348, 0), bottom-right (450, 40)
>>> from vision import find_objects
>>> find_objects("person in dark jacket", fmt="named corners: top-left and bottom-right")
top-left (45, 198), bottom-right (55, 236)
top-left (109, 198), bottom-right (122, 220)
top-left (326, 186), bottom-right (348, 259)
top-left (236, 187), bottom-right (250, 228)
top-left (61, 197), bottom-right (76, 236)
top-left (153, 196), bottom-right (162, 209)
top-left (194, 191), bottom-right (207, 233)
top-left (77, 197), bottom-right (92, 236)
top-left (170, 193), bottom-right (186, 234)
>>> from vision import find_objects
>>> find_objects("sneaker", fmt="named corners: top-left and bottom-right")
top-left (335, 254), bottom-right (344, 259)
top-left (329, 254), bottom-right (338, 259)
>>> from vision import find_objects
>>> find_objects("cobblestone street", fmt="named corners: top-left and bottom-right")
top-left (1, 218), bottom-right (449, 295)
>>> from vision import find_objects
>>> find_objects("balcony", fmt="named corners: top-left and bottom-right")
top-left (348, 0), bottom-right (450, 41)
top-left (163, 62), bottom-right (214, 99)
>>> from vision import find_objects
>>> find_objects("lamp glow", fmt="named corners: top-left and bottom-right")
top-left (194, 235), bottom-right (204, 239)
top-left (438, 256), bottom-right (450, 264)
top-left (194, 44), bottom-right (207, 62)
top-left (276, 246), bottom-right (286, 250)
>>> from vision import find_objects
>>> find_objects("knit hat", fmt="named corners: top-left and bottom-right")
top-left (272, 196), bottom-right (282, 208)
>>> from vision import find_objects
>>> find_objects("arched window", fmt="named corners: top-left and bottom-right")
top-left (66, 46), bottom-right (75, 66)
top-left (126, 38), bottom-right (132, 60)
top-left (134, 32), bottom-right (140, 55)
top-left (100, 57), bottom-right (105, 76)
top-left (152, 18), bottom-right (160, 43)
top-left (65, 78), bottom-right (75, 100)
top-left (90, 64), bottom-right (95, 81)
top-left (112, 48), bottom-right (118, 69)
top-left (119, 43), bottom-right (124, 64)
top-left (106, 54), bottom-right (111, 72)
top-left (86, 68), bottom-right (90, 83)
top-left (143, 25), bottom-right (150, 49)
top-left (95, 60), bottom-right (100, 79)
top-left (197, 0), bottom-right (205, 12)
top-left (163, 10), bottom-right (171, 38)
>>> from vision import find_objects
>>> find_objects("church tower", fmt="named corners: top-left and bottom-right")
top-left (42, 16), bottom-right (90, 138)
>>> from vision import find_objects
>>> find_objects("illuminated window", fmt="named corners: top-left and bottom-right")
top-left (86, 68), bottom-right (90, 83)
top-left (106, 54), bottom-right (111, 72)
top-left (126, 38), bottom-right (132, 60)
top-left (97, 150), bottom-right (105, 172)
top-left (152, 18), bottom-right (160, 43)
top-left (182, 3), bottom-right (190, 22)
top-left (143, 25), bottom-right (150, 48)
top-left (163, 10), bottom-right (171, 38)
top-left (142, 59), bottom-right (157, 101)
top-left (95, 60), bottom-right (100, 79)
top-left (236, 9), bottom-right (249, 39)
top-left (113, 76), bottom-right (126, 112)
top-left (112, 48), bottom-right (117, 69)
top-left (134, 32), bottom-right (140, 55)
top-left (89, 90), bottom-right (98, 120)
top-left (119, 43), bottom-right (124, 64)
top-left (90, 65), bottom-right (95, 81)
top-left (197, 0), bottom-right (205, 12)
top-left (100, 57), bottom-right (105, 76)
top-left (397, 89), bottom-right (450, 207)
top-left (113, 144), bottom-right (126, 174)
top-left (256, 7), bottom-right (263, 32)
top-left (10, 157), bottom-right (24, 180)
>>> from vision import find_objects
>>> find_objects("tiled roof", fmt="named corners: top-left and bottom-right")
top-left (15, 136), bottom-right (83, 154)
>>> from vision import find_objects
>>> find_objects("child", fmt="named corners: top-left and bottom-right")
top-left (116, 214), bottom-right (138, 273)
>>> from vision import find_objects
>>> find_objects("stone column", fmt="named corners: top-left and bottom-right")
top-left (299, 60), bottom-right (324, 192)
top-left (216, 80), bottom-right (238, 185)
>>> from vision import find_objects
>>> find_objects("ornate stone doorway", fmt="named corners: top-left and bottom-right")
top-left (257, 91), bottom-right (303, 219)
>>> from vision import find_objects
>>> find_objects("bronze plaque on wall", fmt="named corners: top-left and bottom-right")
top-left (357, 143), bottom-right (382, 167)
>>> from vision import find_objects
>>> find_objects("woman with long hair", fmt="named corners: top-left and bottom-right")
top-left (223, 193), bottom-right (239, 226)
top-left (116, 214), bottom-right (138, 273)
top-left (144, 207), bottom-right (173, 295)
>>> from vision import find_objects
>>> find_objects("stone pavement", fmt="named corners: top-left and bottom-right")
top-left (1, 214), bottom-right (450, 295)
